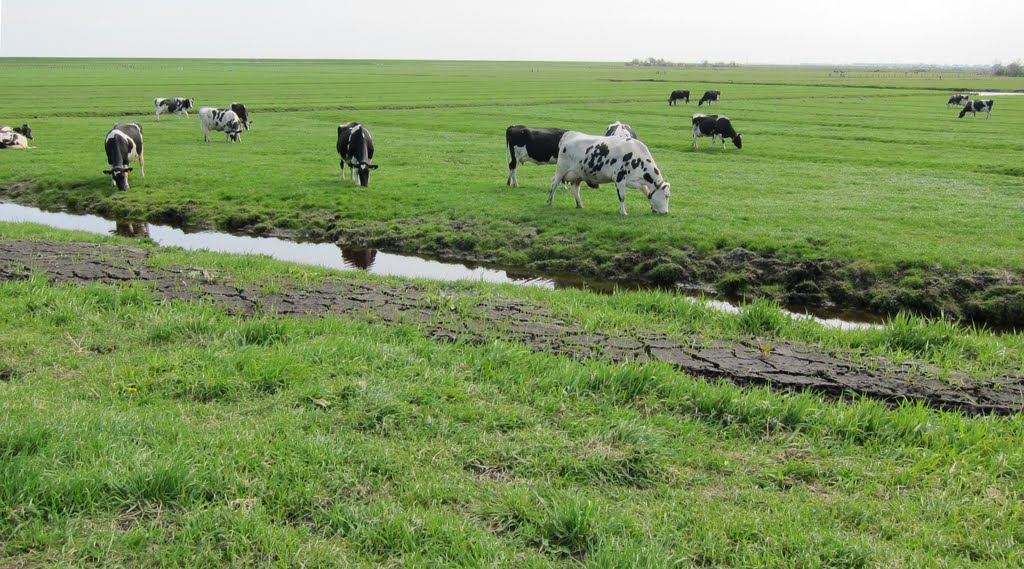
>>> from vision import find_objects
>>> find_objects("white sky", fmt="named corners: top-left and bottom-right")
top-left (1, 0), bottom-right (1021, 65)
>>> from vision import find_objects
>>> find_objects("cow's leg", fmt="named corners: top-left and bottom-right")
top-left (139, 155), bottom-right (145, 177)
top-left (340, 162), bottom-right (346, 182)
top-left (616, 182), bottom-right (628, 215)
top-left (571, 181), bottom-right (583, 208)
top-left (508, 158), bottom-right (518, 187)
top-left (155, 107), bottom-right (162, 121)
top-left (548, 170), bottom-right (564, 205)
top-left (203, 127), bottom-right (209, 142)
top-left (692, 128), bottom-right (699, 149)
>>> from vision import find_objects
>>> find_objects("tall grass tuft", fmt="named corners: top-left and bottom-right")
top-left (738, 298), bottom-right (791, 337)
top-left (877, 311), bottom-right (967, 359)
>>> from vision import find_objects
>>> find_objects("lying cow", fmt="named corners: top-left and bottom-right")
top-left (337, 122), bottom-right (378, 187)
top-left (959, 99), bottom-right (994, 118)
top-left (154, 97), bottom-right (194, 121)
top-left (0, 124), bottom-right (32, 149)
top-left (668, 90), bottom-right (690, 105)
top-left (698, 90), bottom-right (721, 106)
top-left (230, 102), bottom-right (251, 130)
top-left (605, 121), bottom-right (637, 139)
top-left (549, 132), bottom-right (671, 215)
top-left (506, 125), bottom-right (567, 187)
top-left (946, 94), bottom-right (970, 108)
top-left (103, 122), bottom-right (145, 191)
top-left (199, 107), bottom-right (243, 142)
top-left (692, 114), bottom-right (743, 149)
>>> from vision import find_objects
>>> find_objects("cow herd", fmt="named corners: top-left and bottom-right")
top-left (0, 86), bottom-right (1004, 216)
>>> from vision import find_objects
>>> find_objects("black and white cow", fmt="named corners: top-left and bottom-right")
top-left (959, 99), bottom-right (994, 118)
top-left (0, 124), bottom-right (32, 149)
top-left (230, 102), bottom-right (251, 130)
top-left (199, 107), bottom-right (243, 142)
top-left (506, 125), bottom-right (567, 187)
top-left (946, 94), bottom-right (970, 108)
top-left (337, 122), bottom-right (378, 187)
top-left (698, 90), bottom-right (721, 106)
top-left (154, 97), bottom-right (194, 121)
top-left (605, 121), bottom-right (637, 139)
top-left (668, 90), bottom-right (690, 105)
top-left (692, 114), bottom-right (742, 149)
top-left (103, 122), bottom-right (144, 191)
top-left (549, 132), bottom-right (671, 215)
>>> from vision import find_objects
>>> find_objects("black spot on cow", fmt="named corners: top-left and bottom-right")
top-left (616, 168), bottom-right (628, 182)
top-left (622, 152), bottom-right (633, 162)
top-left (643, 173), bottom-right (654, 184)
top-left (630, 158), bottom-right (642, 169)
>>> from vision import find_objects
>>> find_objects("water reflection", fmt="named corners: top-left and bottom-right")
top-left (114, 220), bottom-right (150, 238)
top-left (0, 201), bottom-right (881, 330)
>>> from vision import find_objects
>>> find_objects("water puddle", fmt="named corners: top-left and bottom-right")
top-left (974, 91), bottom-right (1024, 96)
top-left (0, 201), bottom-right (881, 330)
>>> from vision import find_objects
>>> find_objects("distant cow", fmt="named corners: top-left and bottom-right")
top-left (549, 132), bottom-right (671, 215)
top-left (946, 94), bottom-right (970, 108)
top-left (959, 99), bottom-right (994, 118)
top-left (103, 122), bottom-right (145, 191)
top-left (698, 90), bottom-right (721, 106)
top-left (506, 125), bottom-right (567, 187)
top-left (154, 97), bottom-right (194, 120)
top-left (605, 121), bottom-right (637, 139)
top-left (0, 124), bottom-right (32, 149)
top-left (230, 102), bottom-right (251, 130)
top-left (692, 114), bottom-right (742, 149)
top-left (668, 90), bottom-right (690, 105)
top-left (337, 122), bottom-right (378, 187)
top-left (199, 107), bottom-right (243, 142)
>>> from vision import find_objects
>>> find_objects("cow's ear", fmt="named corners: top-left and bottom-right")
top-left (369, 164), bottom-right (379, 170)
top-left (124, 167), bottom-right (133, 172)
top-left (102, 170), bottom-right (113, 175)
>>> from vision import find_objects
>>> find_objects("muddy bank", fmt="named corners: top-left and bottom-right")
top-left (2, 181), bottom-right (1023, 329)
top-left (1, 239), bottom-right (1021, 415)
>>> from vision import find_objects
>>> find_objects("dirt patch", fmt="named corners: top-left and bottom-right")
top-left (1, 239), bottom-right (1021, 415)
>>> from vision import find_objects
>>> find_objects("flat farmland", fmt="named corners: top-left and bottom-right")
top-left (2, 59), bottom-right (1023, 323)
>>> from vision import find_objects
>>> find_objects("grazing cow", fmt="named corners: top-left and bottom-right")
top-left (668, 90), bottom-right (690, 105)
top-left (548, 132), bottom-right (671, 215)
top-left (959, 99), bottom-right (994, 118)
top-left (337, 122), bottom-right (378, 187)
top-left (692, 114), bottom-right (742, 149)
top-left (154, 97), bottom-right (194, 121)
top-left (506, 125), bottom-right (567, 187)
top-left (199, 107), bottom-right (243, 142)
top-left (605, 121), bottom-right (637, 139)
top-left (946, 94), bottom-right (970, 108)
top-left (103, 122), bottom-right (145, 191)
top-left (698, 90), bottom-right (721, 106)
top-left (230, 102), bottom-right (251, 130)
top-left (0, 124), bottom-right (32, 149)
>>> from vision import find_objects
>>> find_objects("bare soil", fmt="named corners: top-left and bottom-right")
top-left (1, 239), bottom-right (1021, 415)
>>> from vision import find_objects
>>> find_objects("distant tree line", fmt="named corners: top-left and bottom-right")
top-left (993, 60), bottom-right (1023, 77)
top-left (626, 57), bottom-right (739, 68)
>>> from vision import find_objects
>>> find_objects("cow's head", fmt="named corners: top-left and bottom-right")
top-left (646, 182), bottom-right (670, 215)
top-left (14, 124), bottom-right (32, 140)
top-left (226, 119), bottom-right (242, 142)
top-left (103, 166), bottom-right (133, 191)
top-left (732, 134), bottom-right (743, 149)
top-left (183, 99), bottom-right (194, 110)
top-left (357, 162), bottom-right (379, 187)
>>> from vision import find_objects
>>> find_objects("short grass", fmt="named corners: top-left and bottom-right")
top-left (3, 257), bottom-right (1024, 566)
top-left (1, 59), bottom-right (1023, 274)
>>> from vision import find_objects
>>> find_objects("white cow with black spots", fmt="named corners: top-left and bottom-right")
top-left (199, 107), bottom-right (243, 142)
top-left (549, 132), bottom-right (671, 215)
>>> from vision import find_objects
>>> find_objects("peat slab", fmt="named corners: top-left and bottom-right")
top-left (1, 239), bottom-right (1021, 415)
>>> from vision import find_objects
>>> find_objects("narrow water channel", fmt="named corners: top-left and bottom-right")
top-left (0, 202), bottom-right (882, 330)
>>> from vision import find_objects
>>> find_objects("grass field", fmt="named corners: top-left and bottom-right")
top-left (1, 59), bottom-right (1023, 323)
top-left (1, 221), bottom-right (1024, 567)
top-left (2, 60), bottom-right (1024, 564)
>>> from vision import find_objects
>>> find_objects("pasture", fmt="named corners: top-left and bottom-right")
top-left (2, 59), bottom-right (1024, 566)
top-left (1, 59), bottom-right (1024, 323)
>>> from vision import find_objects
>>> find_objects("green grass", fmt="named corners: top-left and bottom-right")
top-left (1, 259), bottom-right (1024, 566)
top-left (1, 59), bottom-right (1022, 272)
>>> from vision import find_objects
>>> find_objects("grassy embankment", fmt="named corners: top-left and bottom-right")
top-left (1, 59), bottom-right (1023, 323)
top-left (1, 221), bottom-right (1024, 567)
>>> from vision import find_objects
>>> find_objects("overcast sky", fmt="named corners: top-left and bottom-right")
top-left (1, 0), bottom-right (1021, 65)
